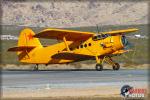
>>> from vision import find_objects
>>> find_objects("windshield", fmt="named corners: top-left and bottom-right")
top-left (92, 34), bottom-right (109, 41)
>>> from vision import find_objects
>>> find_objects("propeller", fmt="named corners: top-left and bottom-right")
top-left (124, 40), bottom-right (134, 50)
top-left (121, 40), bottom-right (137, 64)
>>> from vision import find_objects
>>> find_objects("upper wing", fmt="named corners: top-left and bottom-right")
top-left (34, 28), bottom-right (94, 41)
top-left (103, 28), bottom-right (138, 35)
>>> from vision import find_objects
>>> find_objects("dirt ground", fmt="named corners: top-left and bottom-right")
top-left (2, 85), bottom-right (149, 100)
top-left (1, 64), bottom-right (149, 100)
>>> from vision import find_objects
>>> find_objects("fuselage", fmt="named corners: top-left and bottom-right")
top-left (19, 34), bottom-right (125, 64)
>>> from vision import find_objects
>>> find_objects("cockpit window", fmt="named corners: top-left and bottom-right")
top-left (105, 34), bottom-right (109, 37)
top-left (92, 34), bottom-right (109, 41)
top-left (97, 35), bottom-right (101, 38)
top-left (101, 34), bottom-right (106, 38)
top-left (92, 36), bottom-right (97, 40)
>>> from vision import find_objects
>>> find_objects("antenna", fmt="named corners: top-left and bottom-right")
top-left (96, 24), bottom-right (100, 34)
top-left (96, 24), bottom-right (103, 35)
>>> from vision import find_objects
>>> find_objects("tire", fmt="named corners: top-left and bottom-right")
top-left (112, 63), bottom-right (120, 70)
top-left (95, 64), bottom-right (103, 71)
top-left (33, 65), bottom-right (38, 71)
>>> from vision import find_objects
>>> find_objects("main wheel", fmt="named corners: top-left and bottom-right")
top-left (95, 64), bottom-right (103, 71)
top-left (112, 63), bottom-right (120, 70)
top-left (33, 64), bottom-right (39, 71)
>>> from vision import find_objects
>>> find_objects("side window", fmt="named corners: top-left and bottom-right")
top-left (77, 43), bottom-right (92, 49)
top-left (88, 43), bottom-right (91, 46)
top-left (80, 45), bottom-right (83, 48)
top-left (84, 44), bottom-right (87, 47)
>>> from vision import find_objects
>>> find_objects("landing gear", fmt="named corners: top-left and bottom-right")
top-left (95, 64), bottom-right (103, 71)
top-left (104, 56), bottom-right (120, 71)
top-left (95, 56), bottom-right (103, 71)
top-left (112, 63), bottom-right (120, 70)
top-left (95, 56), bottom-right (120, 71)
top-left (33, 64), bottom-right (39, 71)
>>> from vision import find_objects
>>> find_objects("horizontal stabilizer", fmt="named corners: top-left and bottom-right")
top-left (8, 46), bottom-right (36, 52)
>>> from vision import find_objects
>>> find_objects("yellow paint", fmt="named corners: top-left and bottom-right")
top-left (8, 28), bottom-right (138, 64)
top-left (63, 36), bottom-right (70, 51)
top-left (103, 28), bottom-right (138, 35)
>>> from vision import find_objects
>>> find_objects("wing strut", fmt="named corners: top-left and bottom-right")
top-left (63, 36), bottom-right (70, 51)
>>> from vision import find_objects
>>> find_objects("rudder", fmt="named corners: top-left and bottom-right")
top-left (18, 28), bottom-right (42, 47)
top-left (17, 28), bottom-right (42, 63)
top-left (8, 28), bottom-right (42, 63)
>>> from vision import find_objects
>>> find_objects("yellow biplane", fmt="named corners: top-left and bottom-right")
top-left (8, 28), bottom-right (138, 71)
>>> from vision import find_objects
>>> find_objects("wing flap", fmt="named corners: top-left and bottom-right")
top-left (34, 28), bottom-right (94, 41)
top-left (8, 46), bottom-right (36, 52)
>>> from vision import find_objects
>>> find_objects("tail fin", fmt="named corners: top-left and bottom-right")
top-left (8, 28), bottom-right (42, 63)
top-left (18, 28), bottom-right (42, 47)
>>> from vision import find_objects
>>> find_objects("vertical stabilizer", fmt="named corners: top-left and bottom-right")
top-left (17, 28), bottom-right (42, 63)
top-left (18, 28), bottom-right (42, 47)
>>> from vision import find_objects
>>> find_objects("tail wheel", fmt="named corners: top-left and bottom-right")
top-left (95, 64), bottom-right (103, 71)
top-left (34, 64), bottom-right (39, 71)
top-left (112, 63), bottom-right (120, 70)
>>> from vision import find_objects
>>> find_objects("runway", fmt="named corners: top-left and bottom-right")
top-left (2, 69), bottom-right (148, 90)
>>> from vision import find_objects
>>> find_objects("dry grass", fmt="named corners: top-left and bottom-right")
top-left (1, 63), bottom-right (149, 71)
top-left (1, 97), bottom-right (123, 100)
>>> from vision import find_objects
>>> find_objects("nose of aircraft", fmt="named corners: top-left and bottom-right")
top-left (100, 35), bottom-right (131, 52)
top-left (109, 35), bottom-right (126, 50)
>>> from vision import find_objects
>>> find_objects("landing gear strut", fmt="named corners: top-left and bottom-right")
top-left (33, 64), bottom-right (39, 71)
top-left (95, 56), bottom-right (103, 71)
top-left (104, 56), bottom-right (120, 71)
top-left (95, 56), bottom-right (120, 71)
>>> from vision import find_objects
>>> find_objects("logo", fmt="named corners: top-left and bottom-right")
top-left (120, 85), bottom-right (146, 98)
top-left (27, 33), bottom-right (33, 40)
